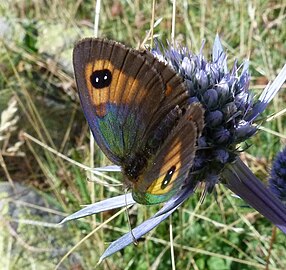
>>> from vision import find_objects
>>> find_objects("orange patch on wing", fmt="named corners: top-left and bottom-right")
top-left (108, 68), bottom-right (119, 103)
top-left (165, 83), bottom-right (173, 96)
top-left (85, 60), bottom-right (143, 117)
top-left (121, 76), bottom-right (139, 105)
top-left (85, 61), bottom-right (112, 117)
top-left (113, 72), bottom-right (128, 104)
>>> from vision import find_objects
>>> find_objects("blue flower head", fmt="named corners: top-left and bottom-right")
top-left (153, 35), bottom-right (257, 191)
top-left (269, 147), bottom-right (286, 203)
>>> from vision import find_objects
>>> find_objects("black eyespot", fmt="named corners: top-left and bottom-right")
top-left (161, 165), bottom-right (176, 190)
top-left (90, 69), bottom-right (112, 89)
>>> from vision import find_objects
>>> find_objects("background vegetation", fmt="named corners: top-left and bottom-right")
top-left (0, 0), bottom-right (285, 269)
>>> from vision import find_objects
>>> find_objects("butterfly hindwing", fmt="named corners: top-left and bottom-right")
top-left (132, 103), bottom-right (204, 204)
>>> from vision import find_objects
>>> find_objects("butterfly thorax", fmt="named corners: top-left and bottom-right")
top-left (123, 152), bottom-right (161, 194)
top-left (122, 153), bottom-right (148, 183)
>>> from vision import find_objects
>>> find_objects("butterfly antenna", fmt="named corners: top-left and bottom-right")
top-left (124, 188), bottom-right (138, 245)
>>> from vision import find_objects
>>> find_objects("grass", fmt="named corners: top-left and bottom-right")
top-left (0, 0), bottom-right (285, 269)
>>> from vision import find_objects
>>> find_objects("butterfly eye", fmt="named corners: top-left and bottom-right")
top-left (161, 165), bottom-right (176, 189)
top-left (90, 69), bottom-right (112, 89)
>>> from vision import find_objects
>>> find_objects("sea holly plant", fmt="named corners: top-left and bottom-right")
top-left (61, 35), bottom-right (286, 261)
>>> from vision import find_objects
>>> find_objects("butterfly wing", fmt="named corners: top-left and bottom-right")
top-left (132, 103), bottom-right (204, 204)
top-left (73, 38), bottom-right (188, 164)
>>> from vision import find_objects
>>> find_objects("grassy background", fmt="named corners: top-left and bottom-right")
top-left (0, 0), bottom-right (285, 269)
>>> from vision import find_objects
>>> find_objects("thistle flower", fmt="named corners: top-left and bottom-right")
top-left (153, 36), bottom-right (265, 192)
top-left (269, 147), bottom-right (286, 203)
top-left (61, 35), bottom-right (286, 261)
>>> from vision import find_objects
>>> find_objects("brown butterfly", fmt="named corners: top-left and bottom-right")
top-left (73, 38), bottom-right (204, 204)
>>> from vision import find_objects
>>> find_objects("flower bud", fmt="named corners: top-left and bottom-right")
top-left (234, 121), bottom-right (257, 141)
top-left (214, 149), bottom-right (229, 163)
top-left (213, 128), bottom-right (231, 144)
top-left (196, 70), bottom-right (209, 90)
top-left (203, 89), bottom-right (218, 109)
top-left (205, 110), bottom-right (224, 127)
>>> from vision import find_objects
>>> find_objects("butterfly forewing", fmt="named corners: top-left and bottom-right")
top-left (73, 38), bottom-right (189, 165)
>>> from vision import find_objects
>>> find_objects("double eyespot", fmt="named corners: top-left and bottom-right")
top-left (90, 69), bottom-right (112, 89)
top-left (161, 165), bottom-right (176, 189)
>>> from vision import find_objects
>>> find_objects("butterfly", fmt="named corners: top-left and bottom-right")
top-left (73, 38), bottom-right (204, 205)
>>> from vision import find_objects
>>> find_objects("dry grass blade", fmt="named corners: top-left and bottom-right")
top-left (22, 132), bottom-right (121, 187)
top-left (55, 207), bottom-right (127, 269)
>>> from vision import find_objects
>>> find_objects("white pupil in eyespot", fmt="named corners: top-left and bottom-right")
top-left (90, 69), bottom-right (112, 89)
top-left (161, 165), bottom-right (176, 189)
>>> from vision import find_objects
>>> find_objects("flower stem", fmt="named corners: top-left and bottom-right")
top-left (222, 157), bottom-right (286, 234)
